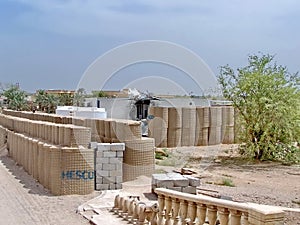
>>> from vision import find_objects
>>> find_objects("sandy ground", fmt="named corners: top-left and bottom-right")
top-left (0, 147), bottom-right (98, 225)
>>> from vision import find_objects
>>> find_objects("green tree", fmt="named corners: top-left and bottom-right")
top-left (35, 90), bottom-right (58, 113)
top-left (73, 88), bottom-right (86, 106)
top-left (218, 54), bottom-right (300, 163)
top-left (3, 85), bottom-right (28, 111)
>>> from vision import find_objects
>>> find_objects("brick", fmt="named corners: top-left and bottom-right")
top-left (109, 157), bottom-right (122, 164)
top-left (103, 163), bottom-right (116, 171)
top-left (110, 143), bottom-right (125, 151)
top-left (97, 143), bottom-right (111, 151)
top-left (103, 151), bottom-right (117, 158)
top-left (182, 186), bottom-right (197, 194)
top-left (96, 184), bottom-right (109, 190)
top-left (183, 175), bottom-right (201, 187)
top-left (110, 170), bottom-right (122, 177)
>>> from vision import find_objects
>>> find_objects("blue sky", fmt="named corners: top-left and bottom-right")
top-left (1, 0), bottom-right (299, 94)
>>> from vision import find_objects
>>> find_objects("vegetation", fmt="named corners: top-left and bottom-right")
top-left (35, 90), bottom-right (58, 113)
top-left (221, 178), bottom-right (235, 187)
top-left (218, 53), bottom-right (300, 163)
top-left (2, 84), bottom-right (28, 111)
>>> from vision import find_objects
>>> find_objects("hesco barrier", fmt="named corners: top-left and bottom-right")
top-left (1, 109), bottom-right (155, 183)
top-left (148, 106), bottom-right (236, 147)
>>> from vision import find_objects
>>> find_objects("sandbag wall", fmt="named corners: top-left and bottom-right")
top-left (148, 106), bottom-right (235, 147)
top-left (2, 109), bottom-right (156, 183)
top-left (0, 113), bottom-right (94, 195)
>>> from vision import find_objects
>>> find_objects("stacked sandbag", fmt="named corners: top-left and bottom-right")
top-left (181, 107), bottom-right (196, 146)
top-left (195, 107), bottom-right (210, 146)
top-left (123, 137), bottom-right (155, 182)
top-left (148, 106), bottom-right (168, 147)
top-left (167, 107), bottom-right (182, 147)
top-left (221, 106), bottom-right (235, 144)
top-left (209, 106), bottom-right (222, 145)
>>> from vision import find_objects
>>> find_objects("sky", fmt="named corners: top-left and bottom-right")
top-left (0, 0), bottom-right (300, 95)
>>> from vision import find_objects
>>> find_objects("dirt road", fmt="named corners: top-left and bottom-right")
top-left (0, 147), bottom-right (97, 225)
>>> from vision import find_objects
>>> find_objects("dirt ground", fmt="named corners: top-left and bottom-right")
top-left (0, 147), bottom-right (99, 225)
top-left (0, 144), bottom-right (299, 224)
top-left (155, 144), bottom-right (300, 224)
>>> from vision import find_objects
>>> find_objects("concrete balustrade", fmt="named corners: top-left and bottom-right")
top-left (111, 194), bottom-right (159, 225)
top-left (154, 188), bottom-right (285, 225)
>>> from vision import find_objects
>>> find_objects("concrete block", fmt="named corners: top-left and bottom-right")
top-left (96, 151), bottom-right (103, 158)
top-left (115, 176), bottom-right (122, 183)
top-left (103, 163), bottom-right (116, 171)
top-left (97, 170), bottom-right (109, 177)
top-left (116, 183), bottom-right (122, 190)
top-left (169, 187), bottom-right (183, 192)
top-left (182, 186), bottom-right (197, 194)
top-left (96, 177), bottom-right (103, 184)
top-left (103, 177), bottom-right (115, 184)
top-left (183, 175), bottom-right (201, 187)
top-left (110, 170), bottom-right (123, 177)
top-left (97, 143), bottom-right (111, 151)
top-left (110, 143), bottom-right (125, 151)
top-left (96, 164), bottom-right (103, 171)
top-left (103, 151), bottom-right (117, 158)
top-left (109, 183), bottom-right (116, 190)
top-left (156, 180), bottom-right (174, 189)
top-left (116, 151), bottom-right (123, 158)
top-left (89, 142), bottom-right (98, 150)
top-left (109, 157), bottom-right (122, 164)
top-left (97, 157), bottom-right (109, 164)
top-left (96, 184), bottom-right (109, 190)
top-left (152, 174), bottom-right (168, 185)
top-left (167, 174), bottom-right (189, 187)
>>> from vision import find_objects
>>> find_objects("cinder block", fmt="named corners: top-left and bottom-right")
top-left (182, 186), bottom-right (197, 194)
top-left (115, 163), bottom-right (123, 170)
top-left (110, 143), bottom-right (125, 151)
top-left (96, 184), bottom-right (109, 190)
top-left (115, 176), bottom-right (122, 183)
top-left (97, 170), bottom-right (109, 177)
top-left (103, 163), bottom-right (116, 171)
top-left (97, 157), bottom-right (109, 164)
top-left (109, 157), bottom-right (122, 164)
top-left (183, 175), bottom-right (201, 187)
top-left (96, 164), bottom-right (103, 171)
top-left (109, 183), bottom-right (116, 190)
top-left (169, 187), bottom-right (183, 192)
top-left (116, 151), bottom-right (124, 158)
top-left (96, 151), bottom-right (103, 158)
top-left (89, 142), bottom-right (98, 149)
top-left (97, 143), bottom-right (111, 151)
top-left (156, 180), bottom-right (174, 189)
top-left (167, 173), bottom-right (189, 187)
top-left (110, 170), bottom-right (122, 177)
top-left (116, 183), bottom-right (122, 189)
top-left (152, 174), bottom-right (168, 185)
top-left (96, 177), bottom-right (103, 184)
top-left (103, 151), bottom-right (117, 158)
top-left (103, 177), bottom-right (115, 184)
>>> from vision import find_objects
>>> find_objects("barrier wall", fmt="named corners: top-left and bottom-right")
top-left (148, 106), bottom-right (236, 147)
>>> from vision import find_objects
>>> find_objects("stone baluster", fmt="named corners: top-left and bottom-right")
top-left (111, 194), bottom-right (120, 214)
top-left (133, 202), bottom-right (141, 224)
top-left (187, 201), bottom-right (197, 225)
top-left (242, 212), bottom-right (249, 225)
top-left (127, 198), bottom-right (137, 222)
top-left (149, 203), bottom-right (159, 225)
top-left (122, 197), bottom-right (130, 219)
top-left (207, 206), bottom-right (217, 225)
top-left (229, 210), bottom-right (242, 225)
top-left (165, 197), bottom-right (172, 225)
top-left (195, 204), bottom-right (207, 225)
top-left (157, 194), bottom-right (165, 225)
top-left (217, 207), bottom-right (229, 225)
top-left (138, 204), bottom-right (147, 225)
top-left (118, 196), bottom-right (125, 217)
top-left (172, 198), bottom-right (181, 225)
top-left (180, 200), bottom-right (188, 225)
